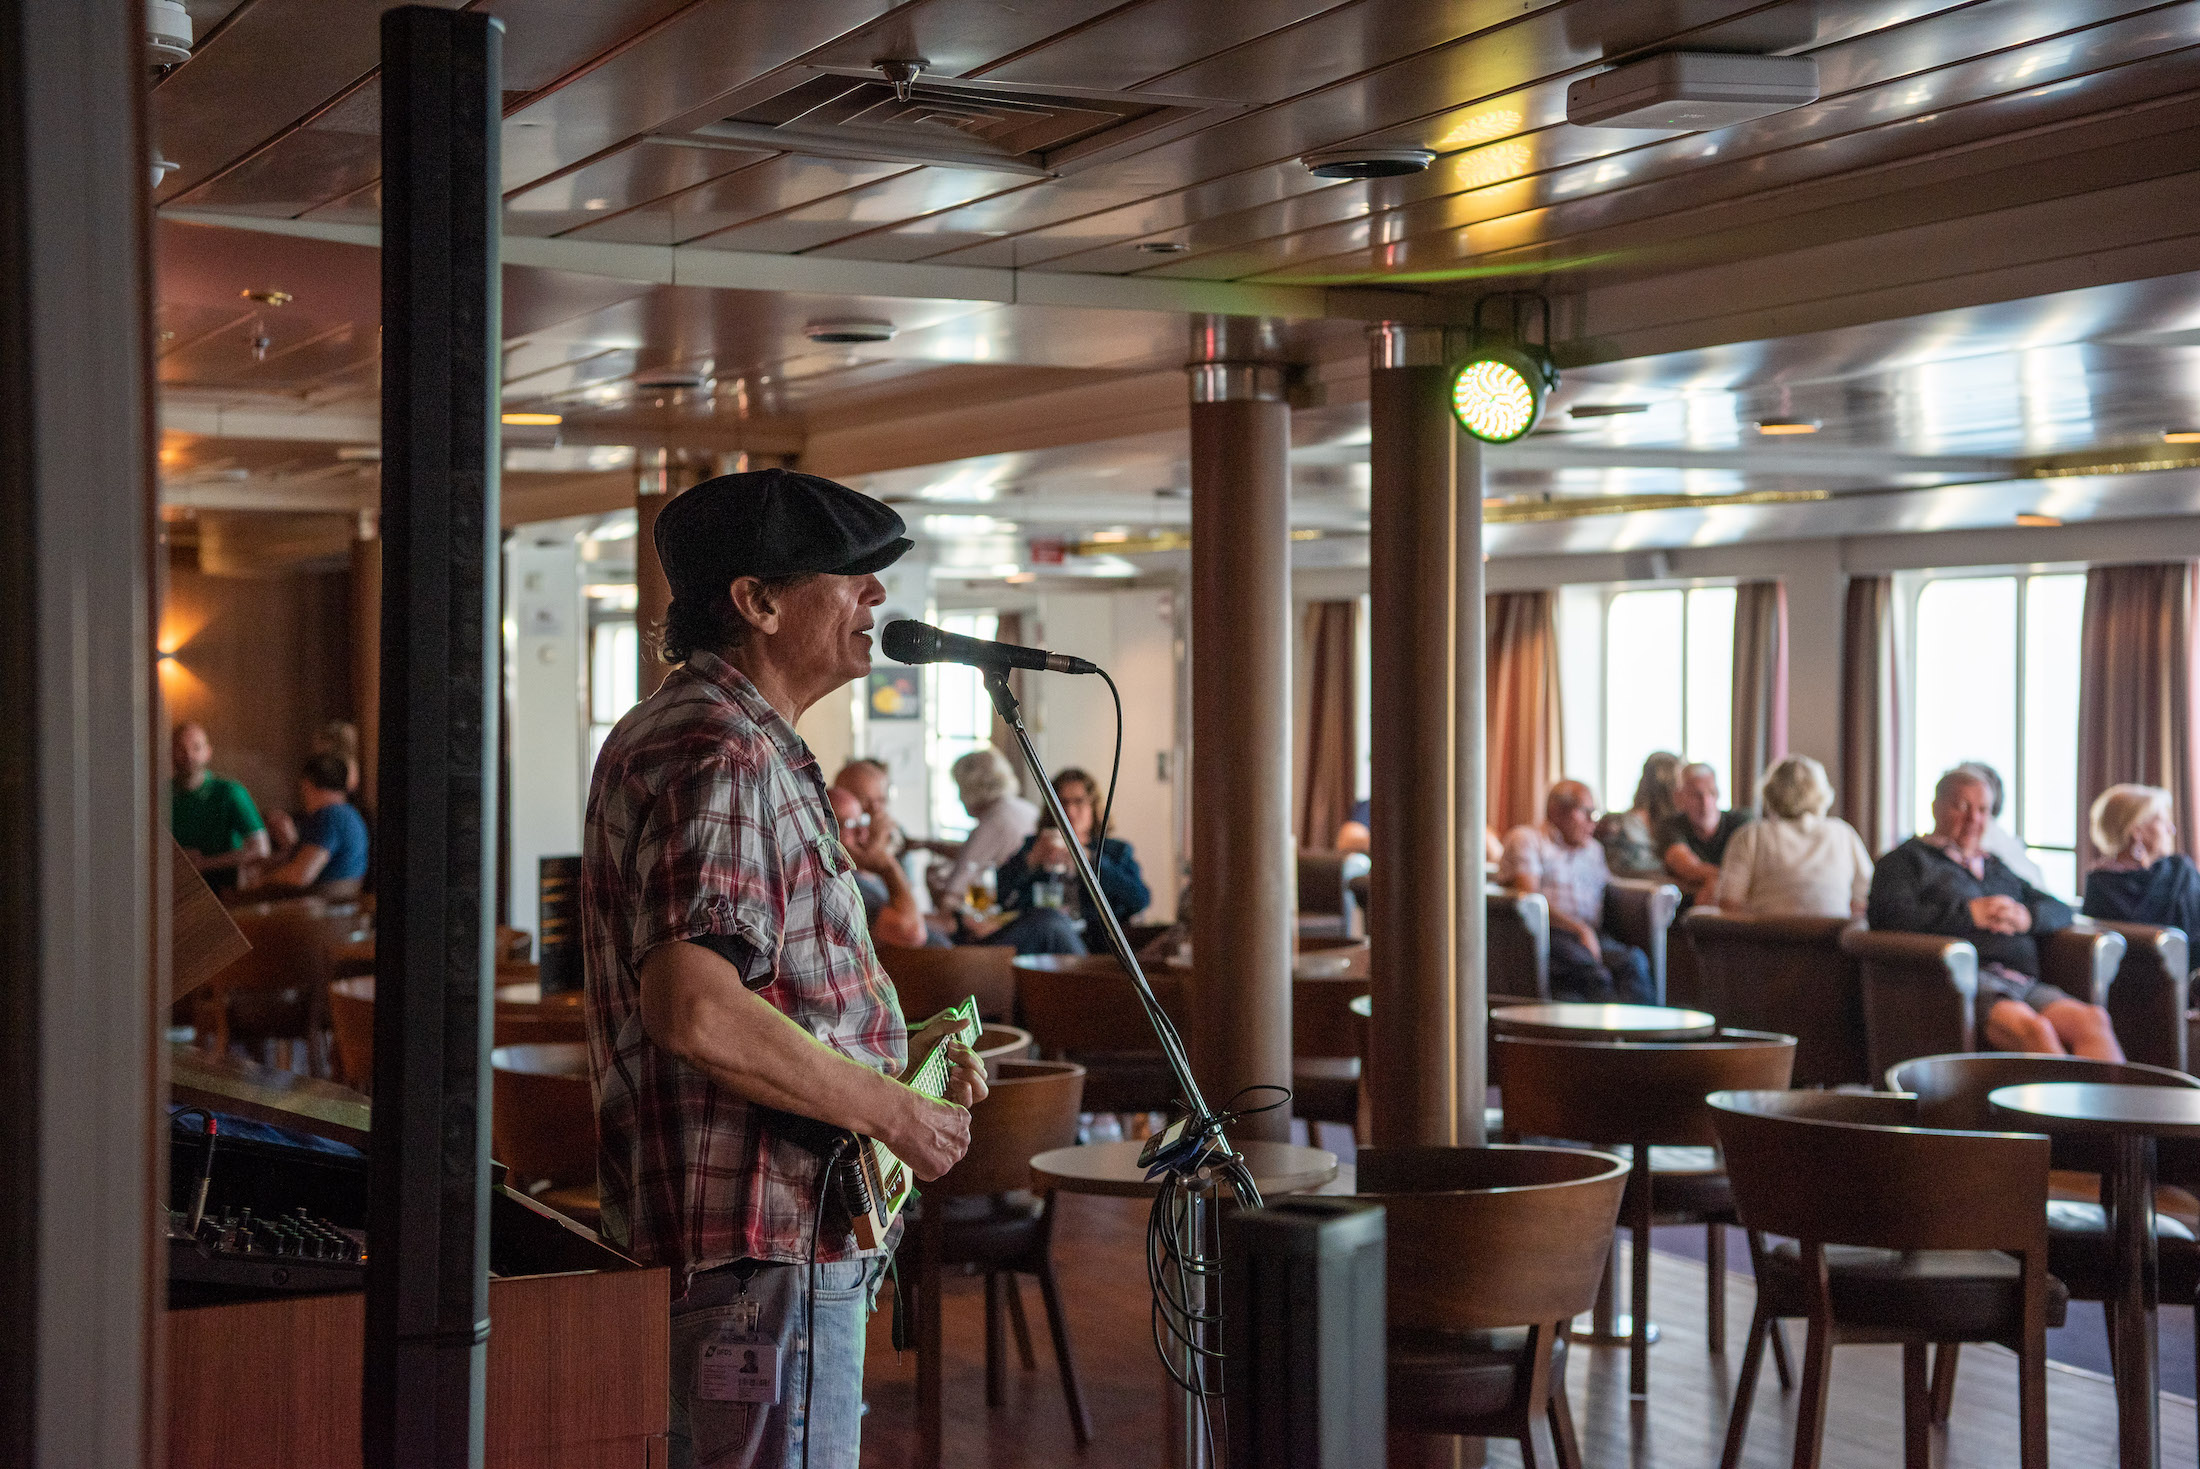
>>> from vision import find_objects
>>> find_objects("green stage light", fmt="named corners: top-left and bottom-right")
top-left (1450, 343), bottom-right (1558, 443)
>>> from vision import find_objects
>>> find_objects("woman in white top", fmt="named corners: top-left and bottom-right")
top-left (1714, 754), bottom-right (1874, 917)
top-left (929, 747), bottom-right (1039, 905)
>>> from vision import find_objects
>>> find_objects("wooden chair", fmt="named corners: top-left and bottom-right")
top-left (1357, 1144), bottom-right (1629, 1468)
top-left (328, 977), bottom-right (374, 1090)
top-left (878, 942), bottom-right (1018, 1023)
top-left (974, 1024), bottom-right (1035, 1072)
top-left (1294, 933), bottom-right (1371, 978)
top-left (1887, 1050), bottom-right (2200, 1419)
top-left (1296, 850), bottom-right (1368, 939)
top-left (1683, 910), bottom-right (1871, 1086)
top-left (1292, 974), bottom-right (1370, 1129)
top-left (489, 1041), bottom-right (599, 1228)
top-left (909, 1059), bottom-right (1090, 1468)
top-left (192, 899), bottom-right (349, 1075)
top-left (1013, 954), bottom-right (1188, 1114)
top-left (1494, 1028), bottom-right (1797, 1396)
top-left (1844, 922), bottom-right (2125, 1076)
top-left (1709, 1088), bottom-right (2058, 1469)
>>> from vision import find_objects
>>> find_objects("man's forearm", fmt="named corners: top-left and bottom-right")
top-left (641, 942), bottom-right (912, 1140)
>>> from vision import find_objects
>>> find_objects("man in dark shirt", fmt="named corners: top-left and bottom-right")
top-left (1868, 766), bottom-right (2120, 1059)
top-left (1658, 762), bottom-right (1751, 905)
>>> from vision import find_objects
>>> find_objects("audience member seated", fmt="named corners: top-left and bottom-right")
top-left (826, 785), bottom-right (932, 949)
top-left (924, 748), bottom-right (1038, 907)
top-left (1956, 759), bottom-right (2046, 887)
top-left (2084, 782), bottom-right (2200, 937)
top-left (1869, 766), bottom-right (2120, 1059)
top-left (831, 756), bottom-right (901, 856)
top-left (1596, 750), bottom-right (1682, 878)
top-left (998, 767), bottom-right (1149, 927)
top-left (171, 721), bottom-right (269, 892)
top-left (243, 755), bottom-right (369, 898)
top-left (1658, 762), bottom-right (1751, 906)
top-left (316, 719), bottom-right (362, 797)
top-left (1714, 755), bottom-right (1873, 917)
top-left (1498, 779), bottom-right (1655, 1004)
top-left (1336, 796), bottom-right (1501, 863)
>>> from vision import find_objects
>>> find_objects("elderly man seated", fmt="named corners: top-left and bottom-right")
top-left (1658, 762), bottom-right (1751, 907)
top-left (1868, 766), bottom-right (2121, 1059)
top-left (1498, 779), bottom-right (1655, 1004)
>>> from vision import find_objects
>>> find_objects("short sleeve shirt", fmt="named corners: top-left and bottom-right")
top-left (581, 651), bottom-right (906, 1282)
top-left (297, 802), bottom-right (369, 882)
top-left (172, 773), bottom-right (263, 856)
top-left (1657, 809), bottom-right (1752, 868)
top-left (1497, 824), bottom-right (1611, 930)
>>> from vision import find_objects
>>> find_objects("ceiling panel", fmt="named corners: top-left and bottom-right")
top-left (562, 153), bottom-right (916, 245)
top-left (685, 166), bottom-right (1043, 253)
top-left (504, 140), bottom-right (777, 238)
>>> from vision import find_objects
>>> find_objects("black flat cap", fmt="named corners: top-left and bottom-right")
top-left (653, 467), bottom-right (910, 601)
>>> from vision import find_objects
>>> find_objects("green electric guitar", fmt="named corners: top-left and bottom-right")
top-left (839, 995), bottom-right (981, 1251)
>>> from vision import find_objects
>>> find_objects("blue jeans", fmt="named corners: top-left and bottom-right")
top-left (1548, 930), bottom-right (1655, 1005)
top-left (668, 1255), bottom-right (884, 1468)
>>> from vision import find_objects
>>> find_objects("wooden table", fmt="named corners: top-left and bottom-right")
top-left (1031, 1139), bottom-right (1337, 1468)
top-left (1991, 1082), bottom-right (2200, 1469)
top-left (1490, 1002), bottom-right (1716, 1042)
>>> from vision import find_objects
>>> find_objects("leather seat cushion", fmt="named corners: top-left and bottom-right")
top-left (2046, 1200), bottom-right (2200, 1302)
top-left (1388, 1326), bottom-right (1565, 1430)
top-left (1757, 1241), bottom-right (2069, 1336)
top-left (932, 1194), bottom-right (1046, 1267)
top-left (1292, 1057), bottom-right (1361, 1123)
top-left (1614, 1145), bottom-right (1734, 1219)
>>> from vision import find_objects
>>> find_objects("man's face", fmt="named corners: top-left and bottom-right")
top-left (1547, 784), bottom-right (1596, 846)
top-left (1932, 777), bottom-right (1993, 853)
top-left (173, 724), bottom-right (211, 782)
top-left (836, 762), bottom-right (891, 820)
top-left (754, 572), bottom-right (885, 687)
top-left (827, 785), bottom-right (869, 841)
top-left (1679, 772), bottom-right (1721, 831)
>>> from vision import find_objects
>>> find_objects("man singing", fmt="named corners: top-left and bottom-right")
top-left (582, 468), bottom-right (987, 1468)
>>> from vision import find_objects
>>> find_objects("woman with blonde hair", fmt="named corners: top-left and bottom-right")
top-left (1712, 754), bottom-right (1874, 917)
top-left (2083, 783), bottom-right (2200, 936)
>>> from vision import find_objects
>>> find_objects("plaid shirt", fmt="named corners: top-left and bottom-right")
top-left (581, 650), bottom-right (906, 1282)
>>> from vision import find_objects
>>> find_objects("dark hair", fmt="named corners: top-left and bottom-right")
top-left (1053, 767), bottom-right (1099, 804)
top-left (302, 753), bottom-right (351, 793)
top-left (657, 574), bottom-right (812, 665)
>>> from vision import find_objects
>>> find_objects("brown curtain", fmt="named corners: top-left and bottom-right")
top-left (1840, 575), bottom-right (1902, 856)
top-left (1731, 580), bottom-right (1789, 815)
top-left (1486, 590), bottom-right (1563, 835)
top-left (2077, 563), bottom-right (2199, 870)
top-left (1296, 600), bottom-right (1358, 849)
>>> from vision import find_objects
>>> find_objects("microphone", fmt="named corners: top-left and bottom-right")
top-left (881, 618), bottom-right (1098, 675)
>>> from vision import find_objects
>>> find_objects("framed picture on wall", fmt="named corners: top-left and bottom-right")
top-left (868, 668), bottom-right (920, 720)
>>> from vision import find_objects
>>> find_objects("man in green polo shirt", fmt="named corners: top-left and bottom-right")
top-left (172, 721), bottom-right (268, 891)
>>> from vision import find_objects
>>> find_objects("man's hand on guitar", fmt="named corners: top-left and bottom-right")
top-left (908, 1011), bottom-right (991, 1110)
top-left (889, 1091), bottom-right (974, 1181)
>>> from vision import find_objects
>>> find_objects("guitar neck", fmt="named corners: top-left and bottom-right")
top-left (904, 999), bottom-right (980, 1102)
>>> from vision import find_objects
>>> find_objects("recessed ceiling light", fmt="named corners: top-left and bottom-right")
top-left (583, 198), bottom-right (610, 210)
top-left (1568, 403), bottom-right (1650, 418)
top-left (2016, 512), bottom-right (2062, 527)
top-left (805, 318), bottom-right (897, 345)
top-left (1137, 241), bottom-right (1189, 254)
top-left (2164, 429), bottom-right (2200, 444)
top-left (501, 411), bottom-right (562, 426)
top-left (1301, 145), bottom-right (1435, 180)
top-left (1754, 418), bottom-right (1820, 435)
top-left (1089, 529), bottom-right (1131, 543)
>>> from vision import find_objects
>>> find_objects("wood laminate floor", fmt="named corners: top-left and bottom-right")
top-left (860, 1189), bottom-right (2200, 1467)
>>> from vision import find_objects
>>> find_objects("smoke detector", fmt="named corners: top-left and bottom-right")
top-left (804, 319), bottom-right (897, 345)
top-left (1300, 146), bottom-right (1434, 180)
top-left (147, 0), bottom-right (192, 68)
top-left (1566, 52), bottom-right (1820, 130)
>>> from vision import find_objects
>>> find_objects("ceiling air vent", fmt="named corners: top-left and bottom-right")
top-left (656, 67), bottom-right (1238, 179)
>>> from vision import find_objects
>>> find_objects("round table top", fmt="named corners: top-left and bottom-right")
top-left (1491, 1003), bottom-right (1717, 1041)
top-left (494, 981), bottom-right (583, 1008)
top-left (1030, 1139), bottom-right (1338, 1199)
top-left (1989, 1082), bottom-right (2200, 1139)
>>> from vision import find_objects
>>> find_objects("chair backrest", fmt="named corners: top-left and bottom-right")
top-left (877, 942), bottom-right (1017, 1022)
top-left (1486, 888), bottom-right (1550, 1001)
top-left (1840, 926), bottom-right (1979, 1077)
top-left (1495, 1029), bottom-right (1796, 1147)
top-left (1888, 1051), bottom-right (2200, 1174)
top-left (932, 1059), bottom-right (1086, 1198)
top-left (1711, 1088), bottom-right (2048, 1255)
top-left (1014, 954), bottom-right (1187, 1056)
top-left (215, 903), bottom-right (346, 997)
top-left (328, 976), bottom-right (375, 1090)
top-left (975, 1024), bottom-right (1036, 1071)
top-left (489, 1041), bottom-right (596, 1190)
top-left (1356, 1145), bottom-right (1628, 1332)
top-left (1683, 910), bottom-right (1869, 1086)
top-left (1293, 935), bottom-right (1371, 979)
top-left (1292, 975), bottom-right (1371, 1060)
top-left (2089, 918), bottom-right (2192, 1070)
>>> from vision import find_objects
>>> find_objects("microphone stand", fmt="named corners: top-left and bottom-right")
top-left (978, 665), bottom-right (1258, 1467)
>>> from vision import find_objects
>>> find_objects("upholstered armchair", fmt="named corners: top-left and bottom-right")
top-left (2082, 918), bottom-right (2190, 1071)
top-left (1605, 878), bottom-right (1683, 1006)
top-left (1486, 887), bottom-right (1550, 1002)
top-left (1843, 923), bottom-right (2126, 1079)
top-left (1681, 910), bottom-right (1870, 1087)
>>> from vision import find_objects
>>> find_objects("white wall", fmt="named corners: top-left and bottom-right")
top-left (506, 536), bottom-right (587, 939)
top-left (859, 554), bottom-right (934, 841)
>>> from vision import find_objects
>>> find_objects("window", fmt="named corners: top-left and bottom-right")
top-left (1603, 586), bottom-right (1736, 813)
top-left (1911, 572), bottom-right (2084, 898)
top-left (587, 620), bottom-right (640, 773)
top-left (927, 610), bottom-right (998, 837)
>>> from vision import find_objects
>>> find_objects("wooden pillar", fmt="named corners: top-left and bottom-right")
top-left (352, 511), bottom-right (382, 816)
top-left (635, 450), bottom-right (739, 700)
top-left (1187, 344), bottom-right (1295, 1144)
top-left (1366, 324), bottom-right (1486, 1149)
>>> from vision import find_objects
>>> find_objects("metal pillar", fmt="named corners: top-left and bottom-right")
top-left (1366, 324), bottom-right (1486, 1149)
top-left (1187, 328), bottom-right (1295, 1144)
top-left (0, 1), bottom-right (158, 1460)
top-left (366, 10), bottom-right (502, 1467)
top-left (353, 511), bottom-right (383, 816)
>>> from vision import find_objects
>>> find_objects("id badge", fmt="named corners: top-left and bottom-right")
top-left (697, 1298), bottom-right (781, 1405)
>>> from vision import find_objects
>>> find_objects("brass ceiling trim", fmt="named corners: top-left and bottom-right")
top-left (1483, 489), bottom-right (1831, 524)
top-left (2028, 453), bottom-right (2200, 480)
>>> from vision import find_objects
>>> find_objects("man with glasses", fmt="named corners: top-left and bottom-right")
top-left (1498, 779), bottom-right (1655, 1004)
